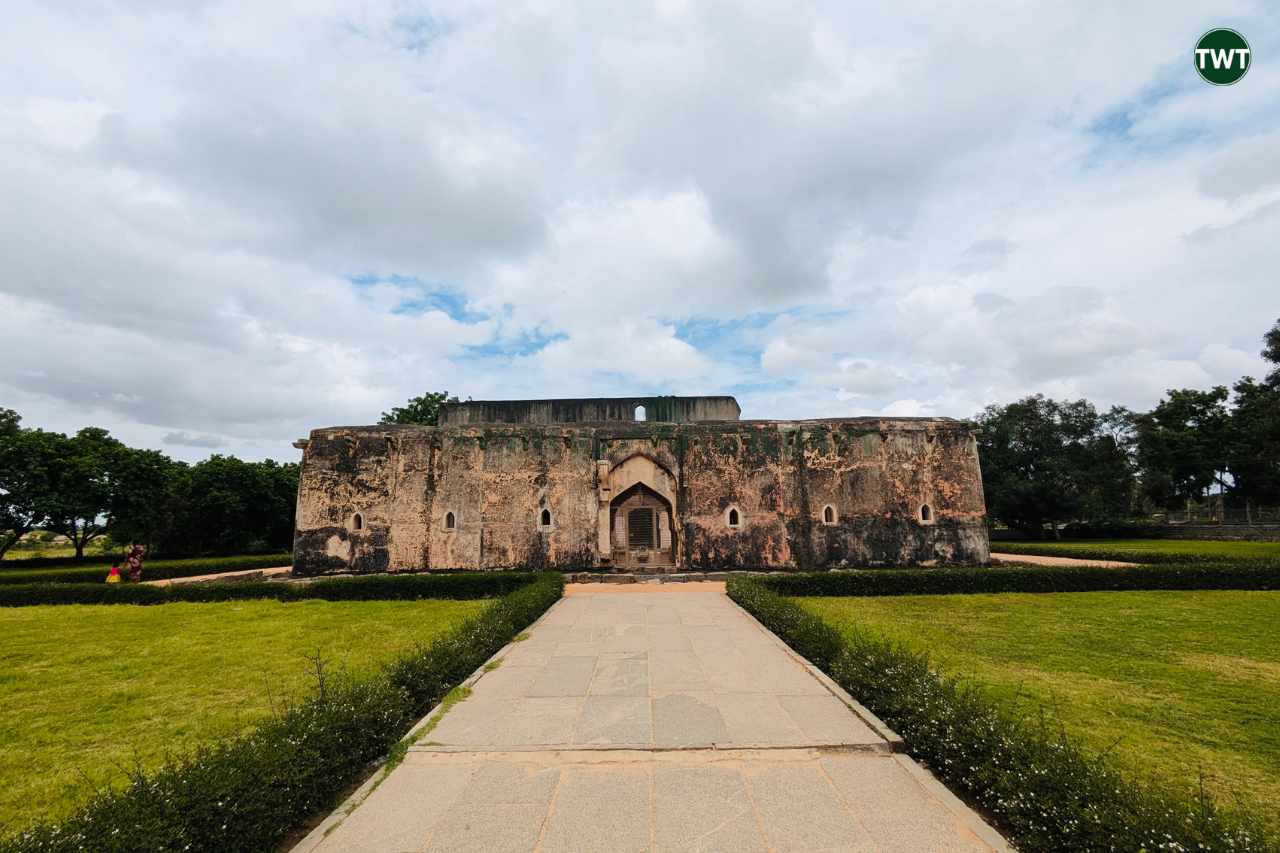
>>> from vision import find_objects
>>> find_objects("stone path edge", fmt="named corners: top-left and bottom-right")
top-left (990, 552), bottom-right (1138, 568)
top-left (412, 740), bottom-right (893, 755)
top-left (721, 593), bottom-right (905, 751)
top-left (290, 596), bottom-right (565, 853)
top-left (142, 565), bottom-right (294, 586)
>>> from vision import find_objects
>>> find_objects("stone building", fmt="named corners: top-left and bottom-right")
top-left (291, 396), bottom-right (989, 574)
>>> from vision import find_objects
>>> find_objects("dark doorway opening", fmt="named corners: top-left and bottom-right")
top-left (628, 507), bottom-right (654, 548)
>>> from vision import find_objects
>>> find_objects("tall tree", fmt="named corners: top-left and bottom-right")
top-left (380, 391), bottom-right (459, 426)
top-left (2, 409), bottom-right (300, 559)
top-left (256, 459), bottom-right (302, 552)
top-left (1227, 376), bottom-right (1280, 508)
top-left (1077, 406), bottom-right (1139, 522)
top-left (156, 456), bottom-right (299, 555)
top-left (1131, 387), bottom-right (1231, 511)
top-left (0, 418), bottom-right (64, 558)
top-left (0, 408), bottom-right (23, 555)
top-left (975, 395), bottom-right (1134, 537)
top-left (1263, 317), bottom-right (1280, 386)
top-left (108, 448), bottom-right (184, 549)
top-left (1225, 322), bottom-right (1280, 510)
top-left (39, 428), bottom-right (125, 559)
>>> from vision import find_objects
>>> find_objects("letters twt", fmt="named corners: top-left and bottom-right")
top-left (1195, 47), bottom-right (1250, 70)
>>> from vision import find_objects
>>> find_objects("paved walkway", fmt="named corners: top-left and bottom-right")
top-left (296, 583), bottom-right (1009, 853)
top-left (142, 566), bottom-right (293, 586)
top-left (990, 552), bottom-right (1138, 568)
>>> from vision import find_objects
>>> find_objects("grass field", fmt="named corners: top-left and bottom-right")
top-left (2, 535), bottom-right (115, 561)
top-left (0, 598), bottom-right (490, 831)
top-left (797, 590), bottom-right (1280, 827)
top-left (1, 545), bottom-right (114, 564)
top-left (993, 538), bottom-right (1280, 559)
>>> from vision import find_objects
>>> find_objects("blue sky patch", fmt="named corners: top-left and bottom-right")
top-left (349, 274), bottom-right (487, 323)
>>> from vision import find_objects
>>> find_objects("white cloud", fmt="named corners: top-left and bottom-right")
top-left (880, 399), bottom-right (928, 417)
top-left (22, 97), bottom-right (111, 149)
top-left (163, 432), bottom-right (227, 449)
top-left (0, 0), bottom-right (1276, 460)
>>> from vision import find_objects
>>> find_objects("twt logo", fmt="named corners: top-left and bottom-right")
top-left (1195, 29), bottom-right (1251, 85)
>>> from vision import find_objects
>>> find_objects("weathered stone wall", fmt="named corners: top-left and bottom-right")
top-left (292, 417), bottom-right (989, 574)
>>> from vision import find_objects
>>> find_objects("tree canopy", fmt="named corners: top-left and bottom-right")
top-left (0, 415), bottom-right (298, 560)
top-left (1263, 316), bottom-right (1280, 385)
top-left (0, 418), bottom-right (64, 558)
top-left (1131, 387), bottom-right (1231, 509)
top-left (975, 396), bottom-right (1134, 536)
top-left (978, 320), bottom-right (1280, 535)
top-left (379, 391), bottom-right (460, 426)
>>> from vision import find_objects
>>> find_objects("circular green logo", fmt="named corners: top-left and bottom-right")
top-left (1194, 28), bottom-right (1251, 85)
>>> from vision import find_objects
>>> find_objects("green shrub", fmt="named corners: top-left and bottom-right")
top-left (0, 573), bottom-right (563, 852)
top-left (990, 542), bottom-right (1273, 565)
top-left (726, 576), bottom-right (1273, 852)
top-left (0, 554), bottom-right (292, 585)
top-left (0, 571), bottom-right (545, 607)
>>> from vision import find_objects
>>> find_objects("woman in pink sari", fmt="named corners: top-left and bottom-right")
top-left (124, 543), bottom-right (146, 582)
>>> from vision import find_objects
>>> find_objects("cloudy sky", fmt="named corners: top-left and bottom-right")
top-left (2, 1), bottom-right (1277, 462)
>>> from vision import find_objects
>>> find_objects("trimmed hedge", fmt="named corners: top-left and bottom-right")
top-left (0, 553), bottom-right (292, 586)
top-left (755, 560), bottom-right (1280, 597)
top-left (0, 572), bottom-right (563, 852)
top-left (989, 542), bottom-right (1274, 565)
top-left (0, 571), bottom-right (545, 607)
top-left (727, 576), bottom-right (1274, 852)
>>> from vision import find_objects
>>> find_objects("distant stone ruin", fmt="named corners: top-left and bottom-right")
top-left (292, 396), bottom-right (989, 573)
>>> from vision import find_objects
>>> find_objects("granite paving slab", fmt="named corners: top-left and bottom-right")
top-left (296, 584), bottom-right (1011, 853)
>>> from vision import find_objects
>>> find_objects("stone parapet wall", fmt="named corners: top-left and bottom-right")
top-left (439, 396), bottom-right (741, 426)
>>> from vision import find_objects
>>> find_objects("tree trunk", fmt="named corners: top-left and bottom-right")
top-left (0, 530), bottom-right (23, 559)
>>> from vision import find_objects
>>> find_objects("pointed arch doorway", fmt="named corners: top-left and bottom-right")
top-left (597, 452), bottom-right (680, 570)
top-left (611, 482), bottom-right (674, 568)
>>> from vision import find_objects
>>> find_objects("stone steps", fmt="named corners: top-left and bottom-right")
top-left (565, 571), bottom-right (749, 583)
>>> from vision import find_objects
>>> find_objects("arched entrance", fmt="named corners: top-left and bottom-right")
top-left (597, 453), bottom-right (679, 570)
top-left (610, 483), bottom-right (674, 568)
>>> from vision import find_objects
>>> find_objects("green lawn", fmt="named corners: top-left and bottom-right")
top-left (0, 598), bottom-right (489, 831)
top-left (994, 538), bottom-right (1280, 559)
top-left (797, 591), bottom-right (1280, 827)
